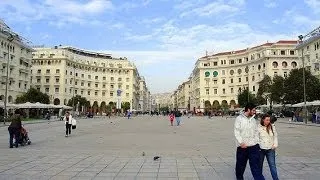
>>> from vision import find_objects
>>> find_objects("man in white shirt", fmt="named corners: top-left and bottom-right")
top-left (234, 103), bottom-right (265, 180)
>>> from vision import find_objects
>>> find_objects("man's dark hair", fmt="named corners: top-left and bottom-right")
top-left (244, 103), bottom-right (256, 112)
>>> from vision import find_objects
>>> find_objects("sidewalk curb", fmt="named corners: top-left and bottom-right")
top-left (278, 121), bottom-right (320, 127)
top-left (0, 119), bottom-right (61, 128)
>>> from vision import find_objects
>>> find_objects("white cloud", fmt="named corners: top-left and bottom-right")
top-left (0, 0), bottom-right (113, 26)
top-left (305, 0), bottom-right (320, 13)
top-left (178, 0), bottom-right (245, 18)
top-left (264, 0), bottom-right (277, 8)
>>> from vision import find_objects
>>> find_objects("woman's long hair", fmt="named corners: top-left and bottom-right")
top-left (260, 114), bottom-right (274, 135)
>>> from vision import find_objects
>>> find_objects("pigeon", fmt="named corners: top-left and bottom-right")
top-left (153, 156), bottom-right (160, 161)
top-left (142, 152), bottom-right (145, 156)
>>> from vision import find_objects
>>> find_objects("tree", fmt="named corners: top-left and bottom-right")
top-left (284, 68), bottom-right (320, 104)
top-left (121, 102), bottom-right (130, 111)
top-left (204, 100), bottom-right (211, 112)
top-left (270, 75), bottom-right (285, 104)
top-left (67, 95), bottom-right (90, 111)
top-left (256, 75), bottom-right (272, 105)
top-left (15, 87), bottom-right (50, 104)
top-left (237, 89), bottom-right (257, 107)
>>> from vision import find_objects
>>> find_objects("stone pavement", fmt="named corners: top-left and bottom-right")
top-left (0, 115), bottom-right (319, 180)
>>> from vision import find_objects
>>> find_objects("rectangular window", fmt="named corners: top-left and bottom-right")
top-left (75, 81), bottom-right (78, 85)
top-left (111, 85), bottom-right (114, 89)
top-left (316, 53), bottom-right (318, 59)
top-left (213, 62), bottom-right (218, 66)
top-left (111, 77), bottom-right (114, 81)
top-left (222, 89), bottom-right (226, 94)
top-left (81, 82), bottom-right (84, 86)
top-left (81, 74), bottom-right (84, 78)
top-left (75, 73), bottom-right (78, 77)
top-left (88, 83), bottom-right (91, 87)
top-left (56, 69), bottom-right (60, 74)
top-left (274, 71), bottom-right (278, 76)
top-left (55, 88), bottom-right (59, 93)
top-left (110, 92), bottom-right (113, 97)
top-left (95, 76), bottom-right (98, 80)
top-left (37, 79), bottom-right (41, 83)
top-left (69, 89), bottom-right (72, 93)
top-left (281, 50), bottom-right (285, 55)
top-left (118, 78), bottom-right (122, 81)
top-left (126, 85), bottom-right (129, 89)
top-left (45, 88), bottom-right (49, 93)
top-left (222, 79), bottom-right (225, 84)
top-left (230, 60), bottom-right (235, 64)
top-left (103, 84), bottom-right (106, 88)
top-left (37, 69), bottom-right (41, 74)
top-left (222, 70), bottom-right (225, 75)
top-left (102, 92), bottom-right (105, 96)
top-left (88, 91), bottom-right (91, 95)
top-left (126, 93), bottom-right (129, 97)
top-left (75, 90), bottom-right (77, 94)
top-left (290, 50), bottom-right (295, 55)
top-left (103, 77), bottom-right (106, 80)
top-left (284, 72), bottom-right (288, 77)
top-left (55, 78), bottom-right (59, 83)
top-left (88, 75), bottom-right (91, 79)
top-left (118, 85), bottom-right (122, 89)
top-left (95, 84), bottom-right (98, 88)
top-left (231, 88), bottom-right (234, 94)
top-left (126, 78), bottom-right (129, 82)
top-left (221, 60), bottom-right (223, 65)
top-left (239, 59), bottom-right (242, 63)
top-left (252, 76), bottom-right (255, 81)
top-left (246, 77), bottom-right (248, 82)
top-left (214, 89), bottom-right (217, 94)
top-left (70, 71), bottom-right (72, 75)
top-left (46, 78), bottom-right (49, 83)
top-left (238, 78), bottom-right (241, 83)
top-left (253, 86), bottom-right (256, 91)
top-left (230, 78), bottom-right (233, 83)
top-left (95, 91), bottom-right (98, 96)
top-left (206, 89), bottom-right (209, 95)
top-left (70, 79), bottom-right (72, 84)
top-left (213, 80), bottom-right (217, 84)
top-left (81, 90), bottom-right (83, 95)
top-left (45, 69), bottom-right (50, 74)
top-left (19, 82), bottom-right (21, 88)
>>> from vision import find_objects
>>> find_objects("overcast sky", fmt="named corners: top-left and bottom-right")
top-left (1, 0), bottom-right (319, 93)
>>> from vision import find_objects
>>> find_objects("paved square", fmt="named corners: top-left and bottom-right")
top-left (0, 115), bottom-right (319, 179)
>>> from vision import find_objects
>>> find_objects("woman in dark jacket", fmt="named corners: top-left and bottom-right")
top-left (8, 109), bottom-right (22, 148)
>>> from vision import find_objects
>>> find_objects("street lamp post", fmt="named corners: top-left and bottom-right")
top-left (3, 33), bottom-right (14, 124)
top-left (72, 64), bottom-right (76, 116)
top-left (298, 35), bottom-right (307, 124)
top-left (245, 66), bottom-right (250, 103)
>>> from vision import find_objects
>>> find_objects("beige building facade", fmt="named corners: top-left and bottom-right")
top-left (296, 26), bottom-right (320, 79)
top-left (31, 46), bottom-right (148, 111)
top-left (176, 80), bottom-right (190, 110)
top-left (178, 40), bottom-right (300, 112)
top-left (0, 19), bottom-right (33, 104)
top-left (152, 92), bottom-right (173, 110)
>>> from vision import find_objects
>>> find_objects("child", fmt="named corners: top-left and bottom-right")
top-left (169, 112), bottom-right (175, 126)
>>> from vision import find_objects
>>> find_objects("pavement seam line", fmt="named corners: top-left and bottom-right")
top-left (91, 157), bottom-right (118, 179)
top-left (136, 157), bottom-right (146, 178)
top-left (113, 157), bottom-right (131, 180)
top-left (191, 157), bottom-right (201, 180)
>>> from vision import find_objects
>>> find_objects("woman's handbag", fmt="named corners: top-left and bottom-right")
top-left (72, 118), bottom-right (77, 129)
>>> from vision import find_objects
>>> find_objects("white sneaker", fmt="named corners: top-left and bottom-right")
top-left (65, 135), bottom-right (68, 137)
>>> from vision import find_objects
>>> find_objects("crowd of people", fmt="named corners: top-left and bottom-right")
top-left (6, 103), bottom-right (279, 179)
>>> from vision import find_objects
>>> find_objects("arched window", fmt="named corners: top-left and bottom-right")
top-left (237, 69), bottom-right (242, 74)
top-left (291, 61), bottom-right (297, 68)
top-left (272, 61), bottom-right (278, 68)
top-left (230, 70), bottom-right (235, 75)
top-left (282, 61), bottom-right (288, 68)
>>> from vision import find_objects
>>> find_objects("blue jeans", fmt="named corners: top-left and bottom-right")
top-left (260, 149), bottom-right (279, 180)
top-left (176, 117), bottom-right (181, 126)
top-left (236, 144), bottom-right (265, 180)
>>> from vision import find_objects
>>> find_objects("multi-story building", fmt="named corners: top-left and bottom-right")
top-left (152, 92), bottom-right (173, 110)
top-left (31, 46), bottom-right (146, 111)
top-left (0, 19), bottom-right (33, 104)
top-left (176, 80), bottom-right (190, 110)
top-left (138, 76), bottom-right (149, 112)
top-left (186, 40), bottom-right (299, 112)
top-left (296, 26), bottom-right (320, 79)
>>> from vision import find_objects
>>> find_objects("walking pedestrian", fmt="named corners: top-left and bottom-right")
top-left (169, 112), bottom-right (175, 126)
top-left (64, 112), bottom-right (72, 137)
top-left (174, 109), bottom-right (182, 126)
top-left (258, 114), bottom-right (279, 180)
top-left (8, 109), bottom-right (22, 148)
top-left (234, 103), bottom-right (265, 180)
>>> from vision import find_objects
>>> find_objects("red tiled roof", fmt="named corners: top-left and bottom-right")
top-left (200, 40), bottom-right (297, 59)
top-left (276, 40), bottom-right (298, 44)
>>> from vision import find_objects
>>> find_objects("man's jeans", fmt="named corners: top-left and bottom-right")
top-left (260, 149), bottom-right (279, 180)
top-left (8, 127), bottom-right (19, 147)
top-left (236, 144), bottom-right (265, 180)
top-left (176, 117), bottom-right (181, 126)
